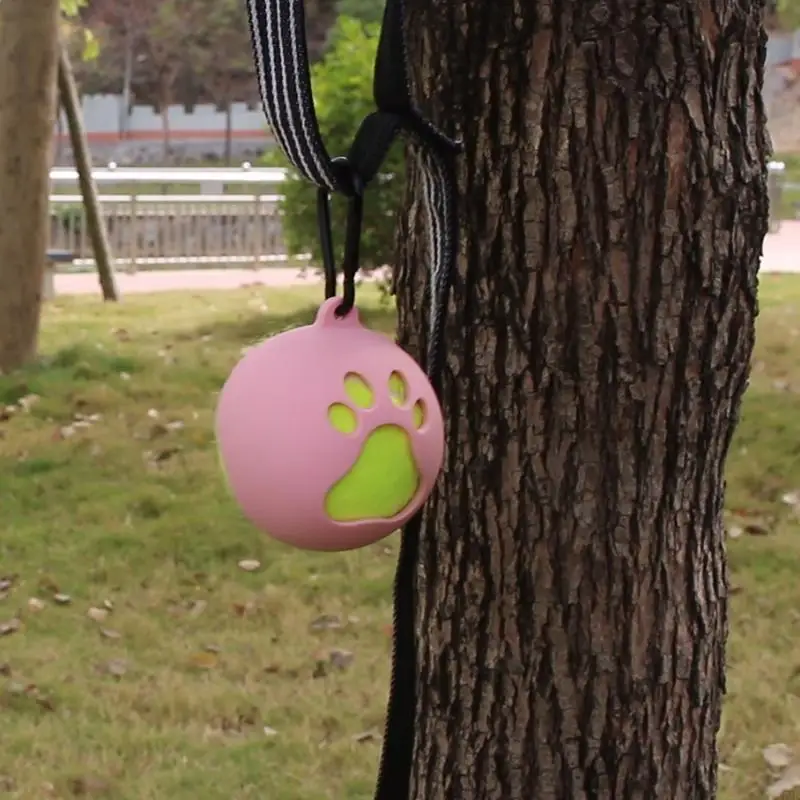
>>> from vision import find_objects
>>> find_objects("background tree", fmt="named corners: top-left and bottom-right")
top-left (390, 0), bottom-right (768, 797)
top-left (0, 0), bottom-right (62, 372)
top-left (775, 0), bottom-right (800, 28)
top-left (80, 0), bottom-right (340, 113)
top-left (134, 0), bottom-right (196, 158)
top-left (186, 0), bottom-right (258, 164)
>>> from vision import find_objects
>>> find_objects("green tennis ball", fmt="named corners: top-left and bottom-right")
top-left (324, 424), bottom-right (421, 521)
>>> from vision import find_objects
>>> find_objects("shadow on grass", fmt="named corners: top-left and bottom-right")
top-left (0, 344), bottom-right (142, 406)
top-left (179, 303), bottom-right (397, 348)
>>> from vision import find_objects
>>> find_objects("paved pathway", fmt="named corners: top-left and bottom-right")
top-left (54, 221), bottom-right (800, 296)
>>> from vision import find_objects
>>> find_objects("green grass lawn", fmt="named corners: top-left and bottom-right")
top-left (1, 277), bottom-right (799, 799)
top-left (772, 152), bottom-right (800, 222)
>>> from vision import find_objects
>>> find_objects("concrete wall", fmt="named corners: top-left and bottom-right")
top-left (54, 94), bottom-right (272, 165)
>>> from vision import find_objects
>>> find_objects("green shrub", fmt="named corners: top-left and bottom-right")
top-left (265, 16), bottom-right (405, 273)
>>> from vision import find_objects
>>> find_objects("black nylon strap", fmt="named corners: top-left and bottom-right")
top-left (246, 0), bottom-right (348, 192)
top-left (244, 1), bottom-right (461, 796)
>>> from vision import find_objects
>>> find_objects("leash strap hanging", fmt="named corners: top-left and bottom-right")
top-left (245, 0), bottom-right (460, 796)
top-left (245, 0), bottom-right (459, 374)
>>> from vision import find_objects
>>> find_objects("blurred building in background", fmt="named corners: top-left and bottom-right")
top-left (53, 95), bottom-right (272, 165)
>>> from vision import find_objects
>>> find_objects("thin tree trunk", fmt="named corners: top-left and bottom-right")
top-left (224, 100), bottom-right (233, 165)
top-left (58, 42), bottom-right (118, 302)
top-left (396, 1), bottom-right (768, 798)
top-left (55, 108), bottom-right (64, 166)
top-left (120, 25), bottom-right (134, 138)
top-left (0, 0), bottom-right (61, 373)
top-left (160, 86), bottom-right (171, 162)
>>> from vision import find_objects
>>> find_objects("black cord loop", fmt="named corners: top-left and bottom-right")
top-left (317, 187), bottom-right (336, 299)
top-left (336, 159), bottom-right (363, 318)
top-left (316, 156), bottom-right (364, 315)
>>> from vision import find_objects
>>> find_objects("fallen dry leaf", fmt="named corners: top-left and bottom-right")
top-left (67, 775), bottom-right (113, 796)
top-left (310, 614), bottom-right (343, 631)
top-left (145, 446), bottom-right (181, 465)
top-left (188, 599), bottom-right (208, 617)
top-left (27, 597), bottom-right (45, 613)
top-left (782, 491), bottom-right (800, 511)
top-left (28, 685), bottom-right (55, 712)
top-left (104, 659), bottom-right (128, 678)
top-left (744, 521), bottom-right (771, 536)
top-left (0, 618), bottom-right (21, 637)
top-left (37, 575), bottom-right (59, 594)
top-left (764, 743), bottom-right (794, 769)
top-left (232, 600), bottom-right (255, 617)
top-left (329, 649), bottom-right (354, 670)
top-left (189, 651), bottom-right (219, 670)
top-left (238, 559), bottom-right (261, 572)
top-left (313, 648), bottom-right (355, 677)
top-left (148, 423), bottom-right (169, 439)
top-left (18, 394), bottom-right (39, 411)
top-left (768, 765), bottom-right (800, 798)
top-left (4, 681), bottom-right (55, 711)
top-left (353, 731), bottom-right (381, 743)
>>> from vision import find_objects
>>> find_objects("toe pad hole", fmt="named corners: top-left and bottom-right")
top-left (389, 371), bottom-right (408, 405)
top-left (344, 373), bottom-right (373, 408)
top-left (412, 400), bottom-right (425, 428)
top-left (328, 403), bottom-right (357, 433)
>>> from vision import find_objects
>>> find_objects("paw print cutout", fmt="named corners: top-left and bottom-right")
top-left (325, 371), bottom-right (427, 521)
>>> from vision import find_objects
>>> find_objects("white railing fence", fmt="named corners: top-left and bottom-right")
top-left (49, 162), bottom-right (788, 270)
top-left (48, 165), bottom-right (302, 271)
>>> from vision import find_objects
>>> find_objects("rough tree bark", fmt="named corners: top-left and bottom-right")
top-left (396, 1), bottom-right (768, 798)
top-left (0, 0), bottom-right (61, 373)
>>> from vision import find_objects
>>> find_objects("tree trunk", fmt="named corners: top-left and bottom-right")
top-left (160, 85), bottom-right (172, 161)
top-left (58, 42), bottom-right (119, 302)
top-left (224, 100), bottom-right (233, 166)
top-left (395, 1), bottom-right (768, 798)
top-left (0, 0), bottom-right (61, 373)
top-left (55, 108), bottom-right (64, 166)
